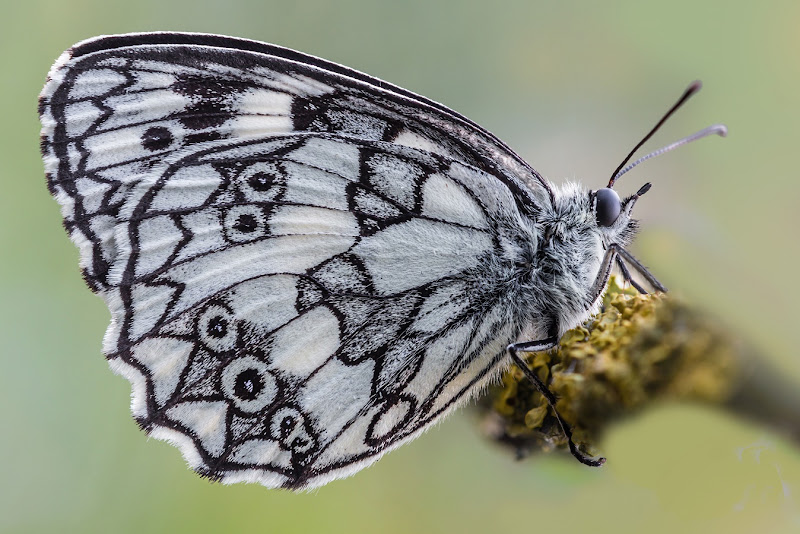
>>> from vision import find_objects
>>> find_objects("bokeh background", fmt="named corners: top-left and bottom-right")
top-left (3, 1), bottom-right (799, 532)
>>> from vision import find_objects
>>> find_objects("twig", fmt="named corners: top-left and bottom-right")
top-left (477, 277), bottom-right (799, 460)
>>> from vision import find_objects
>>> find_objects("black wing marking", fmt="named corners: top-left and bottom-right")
top-left (99, 133), bottom-right (537, 489)
top-left (40, 32), bottom-right (551, 291)
top-left (39, 34), bottom-right (550, 489)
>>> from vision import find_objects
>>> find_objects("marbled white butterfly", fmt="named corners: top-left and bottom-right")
top-left (39, 32), bottom-right (725, 489)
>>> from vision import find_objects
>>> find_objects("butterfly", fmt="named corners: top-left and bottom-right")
top-left (39, 32), bottom-right (725, 490)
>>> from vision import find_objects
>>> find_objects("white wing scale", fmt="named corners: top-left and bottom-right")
top-left (39, 33), bottom-right (551, 489)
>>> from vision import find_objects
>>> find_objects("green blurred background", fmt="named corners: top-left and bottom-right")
top-left (3, 0), bottom-right (799, 532)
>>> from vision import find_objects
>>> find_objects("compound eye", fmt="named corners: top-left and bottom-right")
top-left (595, 188), bottom-right (622, 227)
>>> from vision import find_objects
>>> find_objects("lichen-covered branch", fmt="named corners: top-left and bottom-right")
top-left (477, 276), bottom-right (799, 460)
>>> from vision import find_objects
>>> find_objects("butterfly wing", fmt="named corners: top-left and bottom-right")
top-left (41, 32), bottom-right (552, 291)
top-left (40, 33), bottom-right (548, 489)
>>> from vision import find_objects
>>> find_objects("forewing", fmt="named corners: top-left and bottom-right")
top-left (39, 32), bottom-right (551, 291)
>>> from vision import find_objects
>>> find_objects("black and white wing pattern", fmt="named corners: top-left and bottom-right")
top-left (40, 33), bottom-right (552, 489)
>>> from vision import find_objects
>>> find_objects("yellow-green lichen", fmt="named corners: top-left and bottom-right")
top-left (479, 276), bottom-right (743, 458)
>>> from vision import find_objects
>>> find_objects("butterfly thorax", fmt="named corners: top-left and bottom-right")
top-left (533, 182), bottom-right (610, 335)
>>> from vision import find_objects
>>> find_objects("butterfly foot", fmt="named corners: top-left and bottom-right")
top-left (508, 341), bottom-right (607, 468)
top-left (567, 440), bottom-right (606, 467)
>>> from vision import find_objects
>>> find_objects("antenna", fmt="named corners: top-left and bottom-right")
top-left (611, 124), bottom-right (727, 182)
top-left (608, 81), bottom-right (705, 188)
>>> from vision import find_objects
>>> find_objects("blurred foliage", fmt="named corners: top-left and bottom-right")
top-left (4, 1), bottom-right (800, 533)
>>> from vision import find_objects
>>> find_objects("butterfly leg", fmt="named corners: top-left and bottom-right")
top-left (615, 256), bottom-right (648, 294)
top-left (586, 245), bottom-right (619, 306)
top-left (612, 244), bottom-right (667, 293)
top-left (507, 340), bottom-right (606, 467)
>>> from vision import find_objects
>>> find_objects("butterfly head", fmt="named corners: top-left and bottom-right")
top-left (591, 182), bottom-right (650, 243)
top-left (594, 182), bottom-right (651, 228)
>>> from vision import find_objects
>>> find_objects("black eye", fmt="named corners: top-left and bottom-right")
top-left (595, 188), bottom-right (621, 227)
top-left (141, 126), bottom-right (173, 151)
top-left (233, 213), bottom-right (258, 233)
top-left (207, 316), bottom-right (228, 338)
top-left (233, 368), bottom-right (263, 400)
top-left (248, 172), bottom-right (274, 191)
top-left (281, 416), bottom-right (297, 435)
